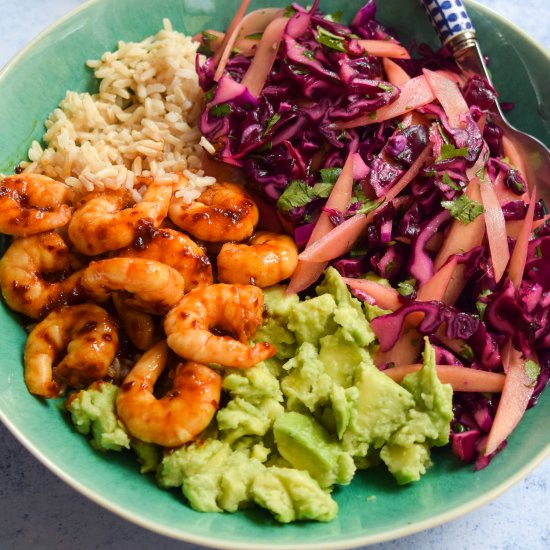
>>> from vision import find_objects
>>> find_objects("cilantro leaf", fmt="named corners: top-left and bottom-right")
top-left (319, 167), bottom-right (342, 184)
top-left (437, 143), bottom-right (468, 161)
top-left (284, 5), bottom-right (297, 17)
top-left (441, 193), bottom-right (484, 224)
top-left (525, 360), bottom-right (541, 386)
top-left (441, 172), bottom-right (462, 191)
top-left (277, 180), bottom-right (333, 212)
top-left (316, 26), bottom-right (346, 52)
top-left (397, 279), bottom-right (417, 297)
top-left (210, 103), bottom-right (232, 117)
top-left (263, 113), bottom-right (281, 135)
top-left (245, 32), bottom-right (263, 40)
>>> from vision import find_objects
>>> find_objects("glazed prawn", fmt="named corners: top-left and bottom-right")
top-left (0, 173), bottom-right (73, 236)
top-left (81, 257), bottom-right (185, 315)
top-left (24, 304), bottom-right (119, 398)
top-left (116, 340), bottom-right (221, 447)
top-left (120, 227), bottom-right (213, 291)
top-left (112, 294), bottom-right (157, 351)
top-left (164, 284), bottom-right (276, 368)
top-left (169, 180), bottom-right (259, 242)
top-left (0, 231), bottom-right (86, 319)
top-left (68, 178), bottom-right (172, 255)
top-left (217, 232), bottom-right (298, 287)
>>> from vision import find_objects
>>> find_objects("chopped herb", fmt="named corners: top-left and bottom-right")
top-left (349, 246), bottom-right (368, 257)
top-left (436, 122), bottom-right (451, 145)
top-left (231, 47), bottom-right (243, 55)
top-left (441, 172), bottom-right (462, 191)
top-left (475, 289), bottom-right (492, 320)
top-left (200, 30), bottom-right (218, 54)
top-left (325, 9), bottom-right (343, 23)
top-left (354, 199), bottom-right (381, 215)
top-left (293, 67), bottom-right (310, 76)
top-left (397, 279), bottom-right (417, 296)
top-left (378, 83), bottom-right (394, 92)
top-left (245, 32), bottom-right (263, 40)
top-left (525, 360), bottom-right (541, 386)
top-left (210, 103), bottom-right (232, 117)
top-left (204, 87), bottom-right (216, 102)
top-left (316, 26), bottom-right (346, 52)
top-left (410, 337), bottom-right (419, 347)
top-left (319, 167), bottom-right (342, 184)
top-left (441, 193), bottom-right (484, 224)
top-left (385, 260), bottom-right (397, 275)
top-left (404, 105), bottom-right (413, 110)
top-left (276, 180), bottom-right (333, 212)
top-left (396, 122), bottom-right (406, 130)
top-left (368, 111), bottom-right (378, 120)
top-left (284, 5), bottom-right (297, 17)
top-left (337, 130), bottom-right (347, 141)
top-left (476, 167), bottom-right (487, 181)
top-left (263, 113), bottom-right (281, 135)
top-left (256, 141), bottom-right (273, 152)
top-left (459, 344), bottom-right (475, 362)
top-left (535, 245), bottom-right (542, 258)
top-left (437, 143), bottom-right (468, 161)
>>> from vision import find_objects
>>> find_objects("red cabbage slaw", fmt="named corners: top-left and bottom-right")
top-left (196, 0), bottom-right (550, 469)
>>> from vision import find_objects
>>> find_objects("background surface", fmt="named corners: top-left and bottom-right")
top-left (0, 1), bottom-right (549, 549)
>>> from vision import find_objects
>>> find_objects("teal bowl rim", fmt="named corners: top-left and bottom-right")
top-left (0, 1), bottom-right (549, 548)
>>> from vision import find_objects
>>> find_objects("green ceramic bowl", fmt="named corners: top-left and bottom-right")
top-left (0, 1), bottom-right (549, 548)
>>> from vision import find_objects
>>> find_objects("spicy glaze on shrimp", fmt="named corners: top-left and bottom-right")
top-left (169, 180), bottom-right (259, 242)
top-left (112, 294), bottom-right (157, 351)
top-left (217, 231), bottom-right (298, 287)
top-left (0, 173), bottom-right (73, 236)
top-left (24, 304), bottom-right (118, 398)
top-left (81, 257), bottom-right (185, 315)
top-left (164, 284), bottom-right (276, 368)
top-left (68, 177), bottom-right (172, 255)
top-left (120, 227), bottom-right (213, 291)
top-left (0, 231), bottom-right (86, 319)
top-left (116, 340), bottom-right (221, 447)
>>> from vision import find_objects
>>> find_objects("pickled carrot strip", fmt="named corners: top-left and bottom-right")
top-left (241, 17), bottom-right (288, 97)
top-left (423, 68), bottom-right (469, 129)
top-left (356, 39), bottom-right (410, 59)
top-left (336, 75), bottom-right (435, 129)
top-left (479, 179), bottom-right (510, 283)
top-left (341, 277), bottom-right (401, 311)
top-left (382, 57), bottom-right (410, 86)
top-left (384, 364), bottom-right (506, 392)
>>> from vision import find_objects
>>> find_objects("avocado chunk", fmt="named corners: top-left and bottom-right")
top-left (67, 381), bottom-right (130, 452)
top-left (251, 467), bottom-right (338, 523)
top-left (273, 411), bottom-right (355, 488)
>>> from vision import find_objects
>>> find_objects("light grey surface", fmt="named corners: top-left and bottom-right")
top-left (0, 1), bottom-right (549, 549)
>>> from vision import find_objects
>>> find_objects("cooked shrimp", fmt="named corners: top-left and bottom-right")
top-left (82, 257), bottom-right (185, 315)
top-left (0, 232), bottom-right (86, 319)
top-left (217, 232), bottom-right (298, 287)
top-left (0, 174), bottom-right (73, 236)
top-left (116, 340), bottom-right (221, 447)
top-left (24, 304), bottom-right (118, 398)
top-left (68, 178), bottom-right (172, 255)
top-left (169, 180), bottom-right (259, 242)
top-left (112, 294), bottom-right (157, 351)
top-left (120, 227), bottom-right (213, 291)
top-left (164, 284), bottom-right (276, 368)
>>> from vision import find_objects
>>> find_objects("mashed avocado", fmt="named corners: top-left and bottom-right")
top-left (68, 268), bottom-right (453, 523)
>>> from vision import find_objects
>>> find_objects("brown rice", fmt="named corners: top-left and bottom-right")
top-left (19, 19), bottom-right (216, 202)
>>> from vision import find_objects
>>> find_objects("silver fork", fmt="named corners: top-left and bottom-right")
top-left (419, 0), bottom-right (550, 204)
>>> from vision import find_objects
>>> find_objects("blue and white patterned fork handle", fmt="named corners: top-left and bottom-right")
top-left (419, 0), bottom-right (475, 45)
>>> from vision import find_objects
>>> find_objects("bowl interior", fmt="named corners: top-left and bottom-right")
top-left (1, 1), bottom-right (549, 548)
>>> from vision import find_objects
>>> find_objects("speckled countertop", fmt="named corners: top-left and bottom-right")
top-left (0, 1), bottom-right (549, 549)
